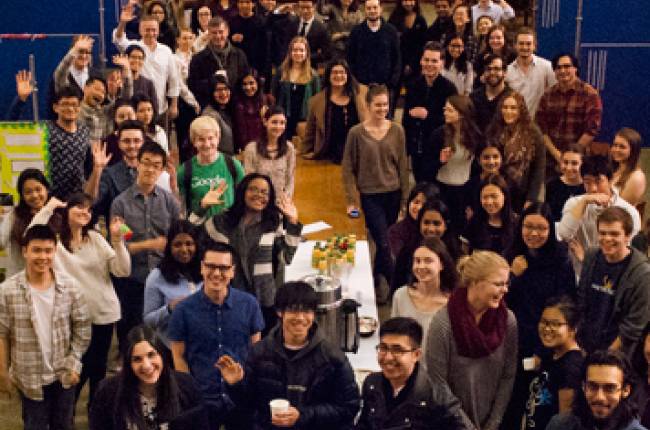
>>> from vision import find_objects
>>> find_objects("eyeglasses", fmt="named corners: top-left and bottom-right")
top-left (486, 66), bottom-right (503, 72)
top-left (538, 319), bottom-right (568, 330)
top-left (203, 263), bottom-right (233, 273)
top-left (523, 223), bottom-right (549, 233)
top-left (119, 138), bottom-right (144, 144)
top-left (129, 55), bottom-right (145, 61)
top-left (556, 64), bottom-right (574, 70)
top-left (449, 44), bottom-right (464, 48)
top-left (139, 159), bottom-right (164, 170)
top-left (247, 186), bottom-right (270, 197)
top-left (57, 101), bottom-right (80, 109)
top-left (77, 50), bottom-right (92, 56)
top-left (376, 344), bottom-right (417, 357)
top-left (584, 382), bottom-right (622, 395)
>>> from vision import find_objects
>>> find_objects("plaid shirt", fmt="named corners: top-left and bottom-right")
top-left (536, 78), bottom-right (603, 152)
top-left (0, 270), bottom-right (91, 401)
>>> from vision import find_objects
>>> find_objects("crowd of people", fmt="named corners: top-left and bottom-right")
top-left (1, 0), bottom-right (650, 429)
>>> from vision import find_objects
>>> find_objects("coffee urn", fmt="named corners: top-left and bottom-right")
top-left (301, 274), bottom-right (360, 352)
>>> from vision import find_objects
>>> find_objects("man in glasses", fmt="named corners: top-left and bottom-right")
top-left (216, 281), bottom-right (360, 430)
top-left (169, 241), bottom-right (264, 429)
top-left (471, 54), bottom-right (512, 133)
top-left (546, 349), bottom-right (645, 430)
top-left (357, 317), bottom-right (472, 429)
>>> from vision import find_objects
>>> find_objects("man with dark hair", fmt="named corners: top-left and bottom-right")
top-left (188, 17), bottom-right (249, 108)
top-left (546, 350), bottom-right (646, 430)
top-left (217, 281), bottom-right (361, 430)
top-left (126, 45), bottom-right (159, 114)
top-left (169, 241), bottom-right (264, 429)
top-left (575, 207), bottom-right (650, 356)
top-left (403, 41), bottom-right (457, 182)
top-left (229, 0), bottom-right (268, 74)
top-left (470, 54), bottom-right (512, 133)
top-left (286, 0), bottom-right (331, 67)
top-left (85, 120), bottom-right (153, 223)
top-left (110, 140), bottom-right (180, 356)
top-left (425, 0), bottom-right (453, 43)
top-left (558, 155), bottom-right (640, 273)
top-left (356, 317), bottom-right (472, 429)
top-left (537, 53), bottom-right (603, 175)
top-left (348, 0), bottom-right (401, 114)
top-left (0, 225), bottom-right (91, 430)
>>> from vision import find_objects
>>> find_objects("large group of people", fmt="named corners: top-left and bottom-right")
top-left (1, 0), bottom-right (649, 429)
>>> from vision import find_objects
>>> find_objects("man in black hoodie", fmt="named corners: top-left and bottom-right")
top-left (217, 281), bottom-right (361, 429)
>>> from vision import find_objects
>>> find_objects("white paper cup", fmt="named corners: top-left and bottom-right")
top-left (522, 357), bottom-right (536, 371)
top-left (269, 398), bottom-right (290, 416)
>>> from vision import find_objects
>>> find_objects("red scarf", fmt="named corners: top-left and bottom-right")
top-left (447, 287), bottom-right (508, 358)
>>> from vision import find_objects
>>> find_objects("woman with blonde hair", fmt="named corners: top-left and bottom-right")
top-left (272, 36), bottom-right (321, 140)
top-left (426, 250), bottom-right (518, 430)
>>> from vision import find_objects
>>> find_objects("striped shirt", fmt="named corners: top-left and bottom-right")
top-left (0, 270), bottom-right (91, 400)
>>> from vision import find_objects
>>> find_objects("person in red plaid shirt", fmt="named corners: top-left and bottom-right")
top-left (536, 53), bottom-right (603, 178)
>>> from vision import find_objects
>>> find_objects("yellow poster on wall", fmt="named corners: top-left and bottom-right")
top-left (0, 121), bottom-right (49, 199)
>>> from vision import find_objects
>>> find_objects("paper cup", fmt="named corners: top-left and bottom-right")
top-left (269, 399), bottom-right (290, 416)
top-left (522, 357), bottom-right (536, 371)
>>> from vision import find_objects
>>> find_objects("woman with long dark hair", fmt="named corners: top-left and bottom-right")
top-left (201, 75), bottom-right (235, 155)
top-left (428, 94), bottom-right (481, 223)
top-left (34, 192), bottom-right (130, 407)
top-left (89, 325), bottom-right (207, 430)
top-left (302, 59), bottom-right (368, 162)
top-left (388, 0), bottom-right (428, 85)
top-left (473, 24), bottom-right (516, 87)
top-left (133, 93), bottom-right (168, 153)
top-left (243, 105), bottom-right (296, 198)
top-left (146, 0), bottom-right (178, 50)
top-left (203, 173), bottom-right (302, 330)
top-left (463, 173), bottom-right (516, 255)
top-left (0, 169), bottom-right (62, 278)
top-left (441, 4), bottom-right (477, 62)
top-left (487, 91), bottom-right (545, 212)
top-left (391, 237), bottom-right (457, 355)
top-left (233, 69), bottom-right (266, 152)
top-left (387, 181), bottom-right (440, 260)
top-left (501, 203), bottom-right (576, 430)
top-left (442, 35), bottom-right (474, 95)
top-left (144, 220), bottom-right (202, 349)
top-left (611, 127), bottom-right (646, 206)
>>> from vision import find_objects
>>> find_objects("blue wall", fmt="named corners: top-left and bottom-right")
top-left (1, 0), bottom-right (120, 119)
top-left (536, 0), bottom-right (650, 143)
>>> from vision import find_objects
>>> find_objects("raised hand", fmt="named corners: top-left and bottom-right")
top-left (120, 1), bottom-right (137, 23)
top-left (112, 53), bottom-right (130, 70)
top-left (109, 216), bottom-right (126, 240)
top-left (277, 195), bottom-right (298, 223)
top-left (44, 197), bottom-right (67, 212)
top-left (74, 35), bottom-right (94, 55)
top-left (200, 180), bottom-right (227, 208)
top-left (91, 141), bottom-right (113, 170)
top-left (15, 70), bottom-right (33, 102)
top-left (215, 355), bottom-right (244, 385)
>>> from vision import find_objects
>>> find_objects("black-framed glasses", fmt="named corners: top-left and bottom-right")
top-left (203, 263), bottom-right (233, 273)
top-left (375, 344), bottom-right (417, 357)
top-left (538, 319), bottom-right (569, 330)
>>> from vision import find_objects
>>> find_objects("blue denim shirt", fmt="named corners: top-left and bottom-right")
top-left (167, 286), bottom-right (264, 401)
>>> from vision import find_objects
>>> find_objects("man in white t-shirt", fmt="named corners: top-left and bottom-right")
top-left (0, 225), bottom-right (90, 430)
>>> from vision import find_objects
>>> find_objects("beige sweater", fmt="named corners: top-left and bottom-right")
top-left (341, 122), bottom-right (409, 206)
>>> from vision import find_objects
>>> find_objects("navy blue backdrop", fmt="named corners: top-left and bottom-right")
top-left (536, 0), bottom-right (650, 144)
top-left (0, 0), bottom-right (120, 119)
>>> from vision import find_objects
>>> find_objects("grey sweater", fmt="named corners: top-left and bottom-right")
top-left (425, 306), bottom-right (518, 430)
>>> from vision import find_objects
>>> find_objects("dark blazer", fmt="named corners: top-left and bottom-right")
top-left (275, 15), bottom-right (332, 67)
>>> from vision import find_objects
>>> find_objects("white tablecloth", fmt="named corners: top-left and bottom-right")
top-left (285, 240), bottom-right (381, 372)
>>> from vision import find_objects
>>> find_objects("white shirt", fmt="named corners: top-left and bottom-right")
top-left (29, 283), bottom-right (56, 382)
top-left (471, 1), bottom-right (515, 29)
top-left (69, 66), bottom-right (89, 90)
top-left (299, 17), bottom-right (315, 36)
top-left (436, 145), bottom-right (473, 185)
top-left (505, 54), bottom-right (557, 115)
top-left (112, 30), bottom-right (180, 112)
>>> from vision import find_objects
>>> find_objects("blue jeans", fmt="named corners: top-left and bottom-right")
top-left (360, 190), bottom-right (401, 282)
top-left (21, 380), bottom-right (75, 430)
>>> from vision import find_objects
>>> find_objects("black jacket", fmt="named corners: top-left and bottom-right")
top-left (229, 324), bottom-right (361, 430)
top-left (348, 19), bottom-right (401, 88)
top-left (89, 371), bottom-right (208, 430)
top-left (188, 44), bottom-right (249, 108)
top-left (356, 364), bottom-right (472, 430)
